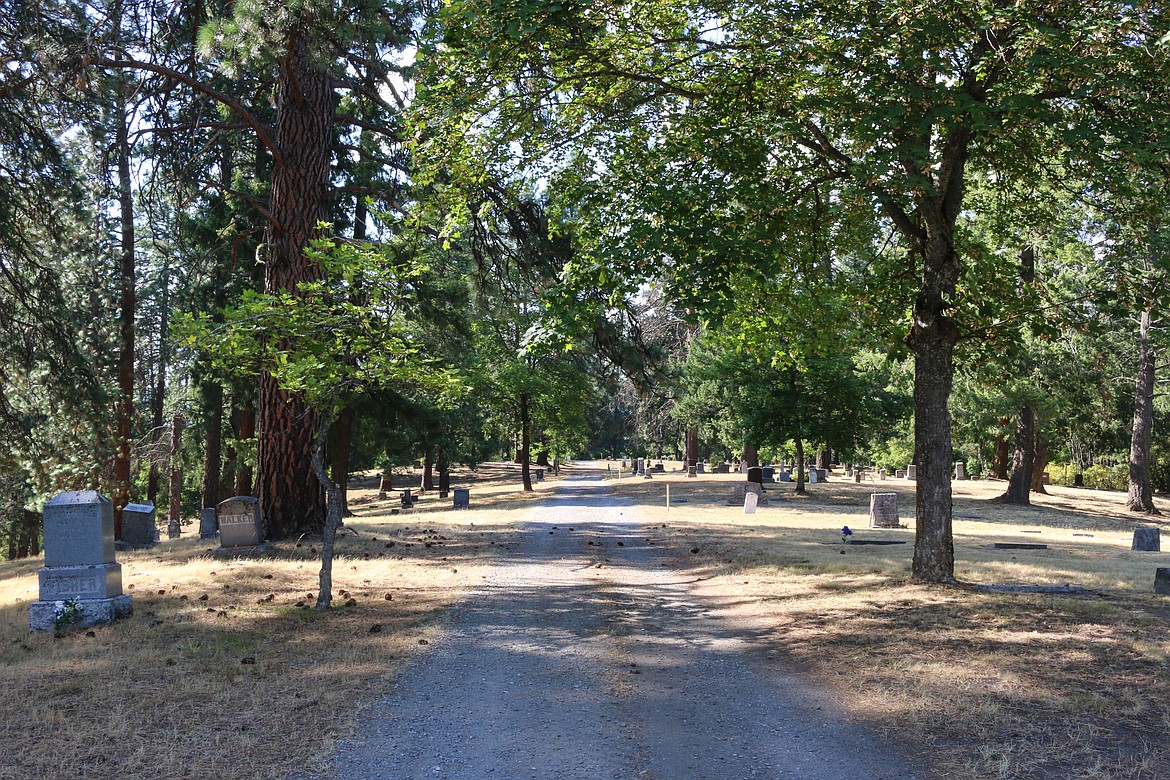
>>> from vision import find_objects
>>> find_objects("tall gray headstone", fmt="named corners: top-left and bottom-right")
top-left (906, 464), bottom-right (917, 480)
top-left (453, 488), bottom-right (470, 509)
top-left (1155, 568), bottom-right (1170, 595)
top-left (1133, 527), bottom-right (1161, 552)
top-left (29, 492), bottom-right (133, 631)
top-left (121, 503), bottom-right (157, 548)
top-left (954, 462), bottom-right (966, 480)
top-left (869, 493), bottom-right (900, 528)
top-left (199, 507), bottom-right (218, 539)
top-left (216, 496), bottom-right (264, 548)
top-left (853, 470), bottom-right (862, 483)
top-left (808, 468), bottom-right (818, 484)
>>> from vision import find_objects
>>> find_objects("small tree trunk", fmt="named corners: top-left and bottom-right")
top-left (998, 405), bottom-right (1035, 505)
top-left (438, 447), bottom-right (450, 494)
top-left (168, 413), bottom-right (186, 533)
top-left (685, 426), bottom-right (698, 472)
top-left (520, 392), bottom-right (533, 492)
top-left (329, 406), bottom-right (355, 516)
top-left (112, 63), bottom-right (136, 540)
top-left (1128, 306), bottom-right (1159, 513)
top-left (201, 381), bottom-right (224, 509)
top-left (311, 405), bottom-right (342, 610)
top-left (794, 436), bottom-right (806, 495)
top-left (146, 260), bottom-right (170, 506)
top-left (422, 446), bottom-right (435, 491)
top-left (816, 449), bottom-right (831, 469)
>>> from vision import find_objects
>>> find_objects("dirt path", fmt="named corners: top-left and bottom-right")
top-left (314, 474), bottom-right (926, 780)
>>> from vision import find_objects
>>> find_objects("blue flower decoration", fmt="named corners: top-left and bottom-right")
top-left (841, 526), bottom-right (853, 536)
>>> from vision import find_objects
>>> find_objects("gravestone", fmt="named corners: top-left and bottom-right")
top-left (453, 488), bottom-right (470, 509)
top-left (906, 464), bottom-right (917, 480)
top-left (853, 470), bottom-right (862, 484)
top-left (621, 460), bottom-right (628, 469)
top-left (879, 468), bottom-right (886, 480)
top-left (954, 462), bottom-right (966, 480)
top-left (696, 462), bottom-right (706, 474)
top-left (654, 463), bottom-right (665, 472)
top-left (712, 463), bottom-right (729, 474)
top-left (687, 466), bottom-right (697, 478)
top-left (401, 489), bottom-right (415, 509)
top-left (743, 492), bottom-right (758, 514)
top-left (1155, 568), bottom-right (1170, 595)
top-left (120, 503), bottom-right (157, 548)
top-left (778, 470), bottom-right (792, 482)
top-left (895, 469), bottom-right (906, 479)
top-left (808, 469), bottom-right (818, 484)
top-left (1074, 473), bottom-right (1084, 487)
top-left (746, 466), bottom-right (763, 485)
top-left (728, 482), bottom-right (768, 507)
top-left (199, 507), bottom-right (218, 539)
top-left (761, 466), bottom-right (775, 483)
top-left (643, 468), bottom-right (653, 479)
top-left (29, 492), bottom-right (133, 631)
top-left (1132, 527), bottom-right (1161, 552)
top-left (635, 458), bottom-right (645, 476)
top-left (535, 468), bottom-right (545, 482)
top-left (216, 496), bottom-right (264, 548)
top-left (815, 468), bottom-right (828, 482)
top-left (868, 493), bottom-right (899, 528)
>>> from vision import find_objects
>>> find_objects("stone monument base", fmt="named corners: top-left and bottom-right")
top-left (29, 594), bottom-right (133, 632)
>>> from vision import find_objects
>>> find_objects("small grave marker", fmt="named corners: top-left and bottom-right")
top-left (868, 493), bottom-right (899, 528)
top-left (1155, 568), bottom-right (1170, 595)
top-left (743, 492), bottom-right (758, 514)
top-left (453, 488), bottom-right (470, 509)
top-left (120, 503), bottom-right (157, 548)
top-left (1132, 527), bottom-right (1161, 552)
top-left (906, 464), bottom-right (917, 480)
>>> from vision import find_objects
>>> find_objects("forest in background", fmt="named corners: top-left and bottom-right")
top-left (2, 0), bottom-right (1168, 584)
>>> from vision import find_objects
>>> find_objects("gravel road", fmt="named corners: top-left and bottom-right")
top-left (314, 474), bottom-right (926, 780)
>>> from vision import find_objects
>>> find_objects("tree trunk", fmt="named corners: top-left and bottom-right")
top-left (422, 445), bottom-right (436, 491)
top-left (906, 232), bottom-right (962, 585)
top-left (112, 62), bottom-right (136, 540)
top-left (990, 427), bottom-right (1010, 479)
top-left (168, 413), bottom-right (185, 533)
top-left (816, 449), bottom-right (831, 469)
top-left (256, 32), bottom-right (333, 539)
top-left (232, 396), bottom-right (256, 497)
top-left (685, 426), bottom-right (698, 472)
top-left (742, 442), bottom-right (759, 468)
top-left (999, 405), bottom-right (1035, 505)
top-left (520, 392), bottom-right (532, 491)
top-left (1029, 437), bottom-right (1049, 495)
top-left (311, 404), bottom-right (343, 610)
top-left (329, 405), bottom-right (355, 516)
top-left (794, 436), bottom-right (806, 495)
top-left (201, 380), bottom-right (224, 509)
top-left (438, 447), bottom-right (450, 494)
top-left (146, 256), bottom-right (170, 507)
top-left (1128, 306), bottom-right (1159, 513)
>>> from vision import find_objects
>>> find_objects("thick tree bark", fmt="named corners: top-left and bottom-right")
top-left (1128, 306), bottom-right (1159, 513)
top-left (999, 405), bottom-right (1035, 505)
top-left (906, 226), bottom-right (963, 585)
top-left (146, 256), bottom-right (170, 507)
top-left (685, 426), bottom-right (698, 472)
top-left (1029, 437), bottom-right (1049, 495)
top-left (520, 392), bottom-right (533, 491)
top-left (816, 449), bottom-right (831, 469)
top-left (256, 32), bottom-right (334, 539)
top-left (794, 436), bottom-right (806, 495)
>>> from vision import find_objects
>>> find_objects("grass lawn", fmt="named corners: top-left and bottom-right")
top-left (1, 461), bottom-right (1167, 779)
top-left (608, 463), bottom-right (1170, 780)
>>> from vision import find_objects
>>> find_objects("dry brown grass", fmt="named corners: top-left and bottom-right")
top-left (603, 463), bottom-right (1170, 780)
top-left (0, 462), bottom-right (554, 780)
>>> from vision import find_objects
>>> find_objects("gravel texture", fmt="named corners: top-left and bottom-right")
top-left (312, 475), bottom-right (925, 780)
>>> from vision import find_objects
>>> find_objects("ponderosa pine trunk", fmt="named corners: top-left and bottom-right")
top-left (685, 426), bottom-right (698, 473)
top-left (1128, 306), bottom-right (1159, 513)
top-left (794, 436), bottom-right (806, 495)
top-left (201, 380), bottom-right (224, 508)
top-left (742, 442), bottom-right (759, 469)
top-left (1029, 437), bottom-right (1049, 495)
top-left (422, 446), bottom-right (435, 491)
top-left (168, 412), bottom-right (185, 533)
top-left (438, 447), bottom-right (450, 494)
top-left (256, 31), bottom-right (333, 539)
top-left (990, 428), bottom-right (1011, 479)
